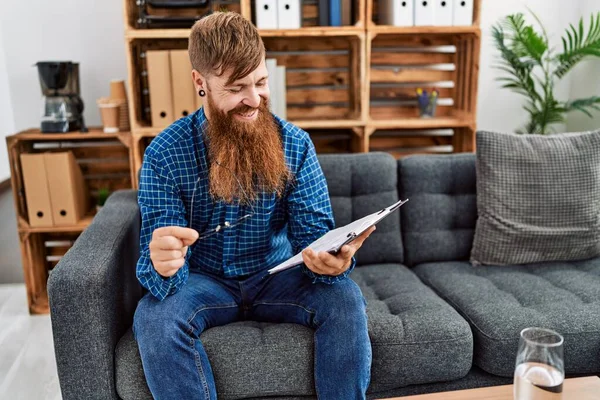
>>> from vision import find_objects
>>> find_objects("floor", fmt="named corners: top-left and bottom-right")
top-left (0, 187), bottom-right (62, 399)
top-left (0, 284), bottom-right (61, 399)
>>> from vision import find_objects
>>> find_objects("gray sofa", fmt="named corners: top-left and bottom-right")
top-left (48, 152), bottom-right (600, 399)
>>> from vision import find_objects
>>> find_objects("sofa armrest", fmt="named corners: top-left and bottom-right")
top-left (48, 189), bottom-right (142, 400)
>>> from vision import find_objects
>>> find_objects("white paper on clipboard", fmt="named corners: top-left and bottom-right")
top-left (268, 198), bottom-right (409, 275)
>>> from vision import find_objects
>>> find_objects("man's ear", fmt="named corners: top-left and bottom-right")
top-left (191, 69), bottom-right (206, 92)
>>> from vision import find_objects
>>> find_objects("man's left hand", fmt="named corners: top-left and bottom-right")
top-left (302, 226), bottom-right (376, 276)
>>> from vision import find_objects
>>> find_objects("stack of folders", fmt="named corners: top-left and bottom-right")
top-left (146, 50), bottom-right (202, 128)
top-left (255, 0), bottom-right (353, 28)
top-left (256, 0), bottom-right (301, 29)
top-left (266, 58), bottom-right (287, 120)
top-left (379, 0), bottom-right (473, 27)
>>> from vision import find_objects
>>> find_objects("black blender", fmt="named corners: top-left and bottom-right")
top-left (36, 61), bottom-right (88, 133)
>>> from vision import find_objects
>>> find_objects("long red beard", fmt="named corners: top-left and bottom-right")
top-left (204, 95), bottom-right (291, 205)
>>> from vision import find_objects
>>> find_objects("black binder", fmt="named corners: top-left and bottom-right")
top-left (137, 0), bottom-right (212, 28)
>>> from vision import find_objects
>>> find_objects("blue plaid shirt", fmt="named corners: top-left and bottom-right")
top-left (137, 108), bottom-right (356, 300)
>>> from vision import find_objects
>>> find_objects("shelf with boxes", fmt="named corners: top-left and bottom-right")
top-left (122, 0), bottom-right (481, 164)
top-left (253, 0), bottom-right (365, 30)
top-left (368, 0), bottom-right (480, 28)
top-left (6, 129), bottom-right (134, 314)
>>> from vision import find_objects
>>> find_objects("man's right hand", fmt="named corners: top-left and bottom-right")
top-left (150, 226), bottom-right (199, 278)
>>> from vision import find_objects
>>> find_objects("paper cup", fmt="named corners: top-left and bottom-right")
top-left (97, 97), bottom-right (122, 133)
top-left (118, 102), bottom-right (130, 131)
top-left (110, 80), bottom-right (127, 100)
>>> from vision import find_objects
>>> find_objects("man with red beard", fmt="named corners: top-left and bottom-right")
top-left (133, 11), bottom-right (375, 400)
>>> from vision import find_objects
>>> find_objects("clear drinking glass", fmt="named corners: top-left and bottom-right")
top-left (514, 327), bottom-right (564, 400)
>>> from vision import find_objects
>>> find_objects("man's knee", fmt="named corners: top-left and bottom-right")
top-left (316, 280), bottom-right (367, 321)
top-left (133, 293), bottom-right (187, 345)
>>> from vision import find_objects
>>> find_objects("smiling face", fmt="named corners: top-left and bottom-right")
top-left (192, 59), bottom-right (270, 123)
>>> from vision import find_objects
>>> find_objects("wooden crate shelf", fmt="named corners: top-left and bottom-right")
top-left (19, 230), bottom-right (83, 314)
top-left (7, 129), bottom-right (134, 231)
top-left (365, 26), bottom-right (480, 149)
top-left (367, 127), bottom-right (463, 158)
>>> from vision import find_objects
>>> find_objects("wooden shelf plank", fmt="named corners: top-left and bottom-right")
top-left (367, 117), bottom-right (473, 130)
top-left (292, 119), bottom-right (364, 129)
top-left (125, 27), bottom-right (364, 39)
top-left (21, 214), bottom-right (95, 234)
top-left (126, 28), bottom-right (191, 39)
top-left (12, 128), bottom-right (129, 141)
top-left (259, 27), bottom-right (364, 37)
top-left (369, 25), bottom-right (481, 36)
top-left (132, 119), bottom-right (363, 136)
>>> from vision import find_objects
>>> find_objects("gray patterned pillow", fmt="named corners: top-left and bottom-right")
top-left (470, 129), bottom-right (600, 266)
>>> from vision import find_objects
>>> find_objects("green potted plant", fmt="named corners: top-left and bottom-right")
top-left (493, 11), bottom-right (600, 134)
top-left (96, 188), bottom-right (110, 212)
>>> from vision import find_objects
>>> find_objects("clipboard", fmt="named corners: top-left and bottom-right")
top-left (268, 198), bottom-right (409, 275)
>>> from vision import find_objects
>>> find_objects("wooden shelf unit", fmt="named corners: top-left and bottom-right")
top-left (6, 129), bottom-right (134, 314)
top-left (123, 0), bottom-right (482, 174)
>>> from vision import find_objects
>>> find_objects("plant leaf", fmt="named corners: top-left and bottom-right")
top-left (564, 96), bottom-right (600, 118)
top-left (556, 12), bottom-right (600, 78)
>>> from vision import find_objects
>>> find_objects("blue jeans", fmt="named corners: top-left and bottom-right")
top-left (133, 266), bottom-right (371, 400)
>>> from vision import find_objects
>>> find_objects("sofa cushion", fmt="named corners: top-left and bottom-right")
top-left (471, 129), bottom-right (600, 266)
top-left (398, 153), bottom-right (477, 267)
top-left (115, 264), bottom-right (473, 399)
top-left (352, 264), bottom-right (473, 391)
top-left (318, 152), bottom-right (404, 265)
top-left (413, 259), bottom-right (600, 377)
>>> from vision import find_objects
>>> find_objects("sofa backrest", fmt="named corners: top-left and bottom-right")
top-left (318, 152), bottom-right (404, 266)
top-left (398, 153), bottom-right (477, 267)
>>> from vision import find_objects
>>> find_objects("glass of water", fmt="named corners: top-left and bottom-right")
top-left (514, 327), bottom-right (564, 400)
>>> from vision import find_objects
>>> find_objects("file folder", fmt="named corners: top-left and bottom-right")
top-left (435, 0), bottom-right (454, 26)
top-left (379, 0), bottom-right (414, 26)
top-left (453, 0), bottom-right (473, 25)
top-left (146, 50), bottom-right (175, 128)
top-left (169, 50), bottom-right (197, 118)
top-left (415, 0), bottom-right (435, 26)
top-left (329, 0), bottom-right (342, 26)
top-left (20, 154), bottom-right (54, 227)
top-left (44, 152), bottom-right (89, 226)
top-left (266, 58), bottom-right (279, 114)
top-left (278, 0), bottom-right (301, 29)
top-left (256, 0), bottom-right (279, 29)
top-left (276, 65), bottom-right (287, 120)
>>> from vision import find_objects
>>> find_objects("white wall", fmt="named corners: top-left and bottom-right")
top-left (0, 0), bottom-right (128, 177)
top-left (0, 24), bottom-right (15, 182)
top-left (566, 0), bottom-right (600, 132)
top-left (477, 0), bottom-right (584, 133)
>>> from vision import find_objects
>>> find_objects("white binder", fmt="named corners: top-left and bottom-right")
top-left (453, 0), bottom-right (473, 25)
top-left (435, 0), bottom-right (453, 26)
top-left (379, 0), bottom-right (414, 26)
top-left (276, 65), bottom-right (287, 120)
top-left (256, 0), bottom-right (278, 29)
top-left (277, 0), bottom-right (301, 29)
top-left (414, 0), bottom-right (435, 26)
top-left (266, 58), bottom-right (278, 114)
